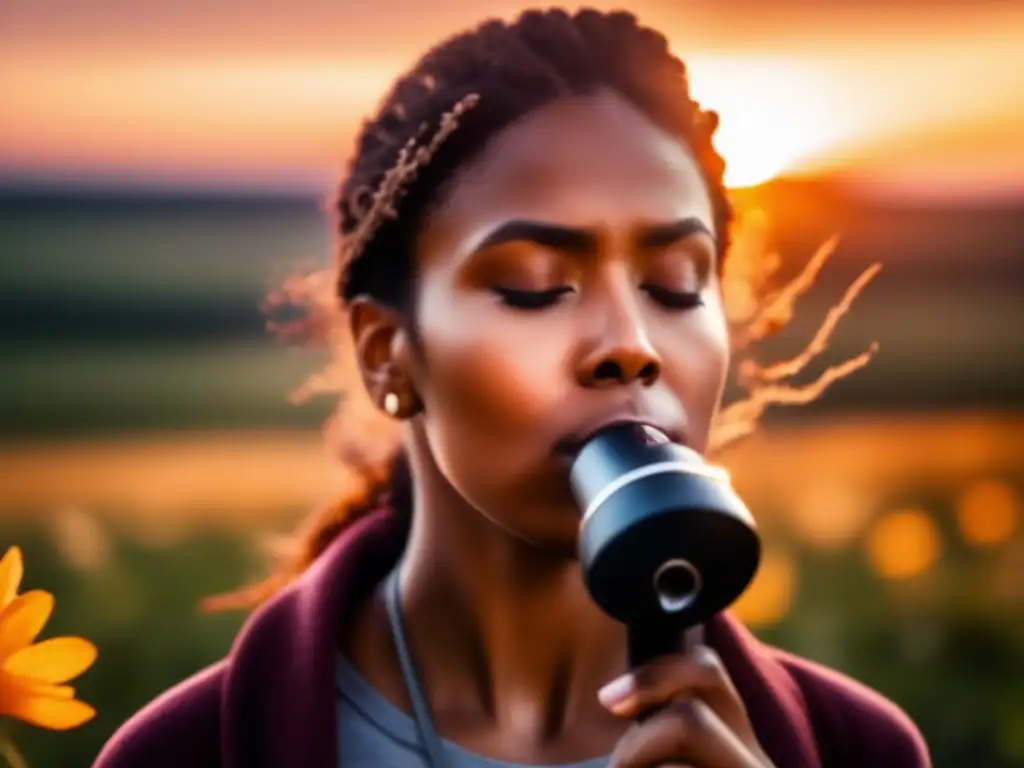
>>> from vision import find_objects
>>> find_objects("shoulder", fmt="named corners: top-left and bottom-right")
top-left (92, 660), bottom-right (226, 768)
top-left (772, 649), bottom-right (931, 767)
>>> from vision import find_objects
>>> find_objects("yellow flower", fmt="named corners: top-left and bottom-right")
top-left (0, 546), bottom-right (97, 730)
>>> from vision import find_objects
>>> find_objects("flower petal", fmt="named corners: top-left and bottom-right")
top-left (1, 686), bottom-right (96, 730)
top-left (0, 591), bottom-right (54, 662)
top-left (0, 546), bottom-right (23, 609)
top-left (4, 637), bottom-right (98, 684)
top-left (1, 674), bottom-right (76, 701)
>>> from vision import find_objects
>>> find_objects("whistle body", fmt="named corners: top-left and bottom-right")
top-left (570, 424), bottom-right (761, 643)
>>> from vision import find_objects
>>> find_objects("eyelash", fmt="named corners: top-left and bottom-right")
top-left (493, 286), bottom-right (573, 310)
top-left (641, 284), bottom-right (705, 310)
top-left (493, 285), bottom-right (704, 311)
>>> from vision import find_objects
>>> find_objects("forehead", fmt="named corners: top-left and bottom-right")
top-left (421, 91), bottom-right (714, 251)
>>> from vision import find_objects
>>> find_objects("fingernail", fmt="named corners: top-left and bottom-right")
top-left (598, 674), bottom-right (635, 709)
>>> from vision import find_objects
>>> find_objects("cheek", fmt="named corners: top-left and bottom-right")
top-left (656, 299), bottom-right (731, 452)
top-left (697, 291), bottom-right (731, 380)
top-left (415, 286), bottom-right (570, 484)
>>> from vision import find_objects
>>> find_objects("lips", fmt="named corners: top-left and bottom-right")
top-left (555, 418), bottom-right (683, 460)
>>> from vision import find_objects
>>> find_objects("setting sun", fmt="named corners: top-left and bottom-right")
top-left (685, 57), bottom-right (851, 188)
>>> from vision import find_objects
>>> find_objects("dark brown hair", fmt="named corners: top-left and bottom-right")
top-left (205, 8), bottom-right (878, 612)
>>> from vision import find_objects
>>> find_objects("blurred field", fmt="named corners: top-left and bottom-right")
top-left (3, 414), bottom-right (1023, 767)
top-left (1, 183), bottom-right (1023, 767)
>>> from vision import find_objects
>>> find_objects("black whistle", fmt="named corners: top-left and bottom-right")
top-left (570, 423), bottom-right (761, 710)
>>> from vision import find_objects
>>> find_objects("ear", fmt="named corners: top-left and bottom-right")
top-left (348, 296), bottom-right (416, 412)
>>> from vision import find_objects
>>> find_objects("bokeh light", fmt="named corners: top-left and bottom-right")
top-left (49, 506), bottom-right (110, 572)
top-left (789, 482), bottom-right (875, 550)
top-left (956, 479), bottom-right (1021, 547)
top-left (865, 508), bottom-right (942, 581)
top-left (732, 548), bottom-right (798, 627)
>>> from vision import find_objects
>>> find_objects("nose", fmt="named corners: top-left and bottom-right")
top-left (576, 294), bottom-right (662, 389)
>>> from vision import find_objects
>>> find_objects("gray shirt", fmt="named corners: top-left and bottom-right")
top-left (336, 654), bottom-right (610, 768)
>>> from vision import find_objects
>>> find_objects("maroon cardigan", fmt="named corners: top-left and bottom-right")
top-left (93, 506), bottom-right (931, 767)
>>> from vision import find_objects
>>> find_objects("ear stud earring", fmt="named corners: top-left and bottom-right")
top-left (383, 391), bottom-right (400, 417)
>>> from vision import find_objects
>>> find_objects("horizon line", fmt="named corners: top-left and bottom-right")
top-left (3, 171), bottom-right (1023, 208)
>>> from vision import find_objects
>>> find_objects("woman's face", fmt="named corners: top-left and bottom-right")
top-left (407, 90), bottom-right (729, 553)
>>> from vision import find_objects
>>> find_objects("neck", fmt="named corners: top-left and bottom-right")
top-left (396, 442), bottom-right (628, 740)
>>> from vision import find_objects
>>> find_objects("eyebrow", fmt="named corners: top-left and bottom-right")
top-left (473, 217), bottom-right (715, 255)
top-left (636, 218), bottom-right (715, 249)
top-left (475, 220), bottom-right (596, 253)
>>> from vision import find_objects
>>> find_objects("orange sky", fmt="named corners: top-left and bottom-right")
top-left (1, 1), bottom-right (1022, 196)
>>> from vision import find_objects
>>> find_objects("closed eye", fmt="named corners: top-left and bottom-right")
top-left (493, 286), bottom-right (573, 310)
top-left (641, 284), bottom-right (704, 310)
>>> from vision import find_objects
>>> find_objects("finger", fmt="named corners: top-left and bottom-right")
top-left (600, 645), bottom-right (751, 734)
top-left (610, 698), bottom-right (757, 768)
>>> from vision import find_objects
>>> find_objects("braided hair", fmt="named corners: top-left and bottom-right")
top-left (337, 8), bottom-right (731, 311)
